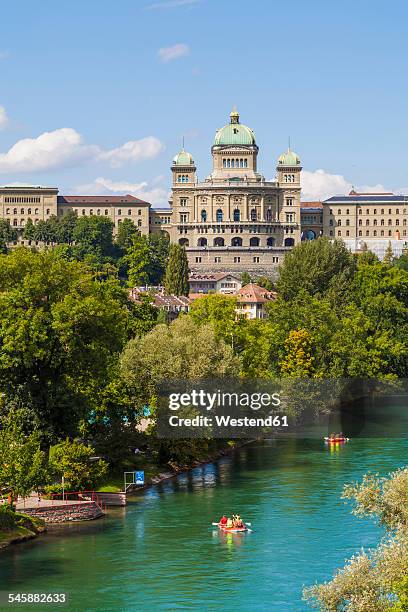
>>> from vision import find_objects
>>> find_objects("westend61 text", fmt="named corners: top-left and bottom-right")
top-left (169, 415), bottom-right (289, 428)
top-left (168, 390), bottom-right (281, 411)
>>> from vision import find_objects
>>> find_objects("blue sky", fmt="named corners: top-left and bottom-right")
top-left (1, 0), bottom-right (408, 204)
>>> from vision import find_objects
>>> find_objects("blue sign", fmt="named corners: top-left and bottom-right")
top-left (142, 405), bottom-right (151, 417)
top-left (135, 471), bottom-right (145, 485)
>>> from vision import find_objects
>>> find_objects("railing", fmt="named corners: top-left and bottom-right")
top-left (43, 491), bottom-right (106, 512)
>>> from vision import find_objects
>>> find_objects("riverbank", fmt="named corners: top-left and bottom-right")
top-left (0, 513), bottom-right (46, 551)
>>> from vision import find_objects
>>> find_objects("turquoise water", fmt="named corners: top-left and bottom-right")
top-left (0, 438), bottom-right (406, 611)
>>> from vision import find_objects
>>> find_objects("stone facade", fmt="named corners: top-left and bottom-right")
top-left (160, 109), bottom-right (302, 274)
top-left (22, 501), bottom-right (104, 523)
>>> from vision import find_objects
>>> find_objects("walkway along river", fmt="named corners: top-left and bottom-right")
top-left (0, 438), bottom-right (406, 611)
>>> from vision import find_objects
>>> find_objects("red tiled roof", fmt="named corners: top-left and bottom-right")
top-left (58, 194), bottom-right (150, 206)
top-left (301, 201), bottom-right (323, 209)
top-left (189, 272), bottom-right (241, 282)
top-left (236, 283), bottom-right (277, 304)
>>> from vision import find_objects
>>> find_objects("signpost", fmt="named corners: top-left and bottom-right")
top-left (124, 470), bottom-right (145, 492)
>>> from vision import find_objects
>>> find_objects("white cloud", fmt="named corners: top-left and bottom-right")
top-left (75, 176), bottom-right (169, 207)
top-left (0, 106), bottom-right (9, 130)
top-left (0, 128), bottom-right (165, 173)
top-left (147, 0), bottom-right (199, 9)
top-left (99, 137), bottom-right (164, 167)
top-left (158, 43), bottom-right (190, 63)
top-left (301, 169), bottom-right (393, 201)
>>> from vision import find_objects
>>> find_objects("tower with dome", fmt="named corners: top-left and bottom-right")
top-left (164, 108), bottom-right (302, 274)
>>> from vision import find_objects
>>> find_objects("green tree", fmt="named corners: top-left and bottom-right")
top-left (48, 439), bottom-right (107, 491)
top-left (384, 240), bottom-right (395, 265)
top-left (56, 210), bottom-right (78, 244)
top-left (73, 216), bottom-right (115, 259)
top-left (0, 412), bottom-right (46, 505)
top-left (280, 329), bottom-right (315, 377)
top-left (0, 219), bottom-right (17, 253)
top-left (241, 271), bottom-right (251, 285)
top-left (304, 467), bottom-right (408, 611)
top-left (115, 218), bottom-right (139, 251)
top-left (189, 294), bottom-right (238, 343)
top-left (124, 232), bottom-right (151, 286)
top-left (164, 244), bottom-right (189, 296)
top-left (23, 218), bottom-right (35, 241)
top-left (277, 237), bottom-right (356, 302)
top-left (0, 249), bottom-right (131, 440)
top-left (147, 232), bottom-right (170, 285)
top-left (255, 275), bottom-right (274, 290)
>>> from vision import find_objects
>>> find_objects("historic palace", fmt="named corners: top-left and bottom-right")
top-left (0, 108), bottom-right (407, 270)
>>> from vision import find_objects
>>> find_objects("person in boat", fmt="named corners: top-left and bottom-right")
top-left (219, 515), bottom-right (228, 526)
top-left (329, 432), bottom-right (336, 440)
top-left (234, 515), bottom-right (244, 528)
top-left (226, 517), bottom-right (233, 528)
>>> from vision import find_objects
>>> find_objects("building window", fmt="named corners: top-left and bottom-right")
top-left (373, 230), bottom-right (377, 236)
top-left (286, 213), bottom-right (294, 223)
top-left (128, 209), bottom-right (132, 216)
top-left (234, 256), bottom-right (241, 263)
top-left (201, 209), bottom-right (207, 222)
top-left (338, 230), bottom-right (342, 236)
top-left (337, 209), bottom-right (341, 215)
top-left (82, 209), bottom-right (86, 215)
top-left (346, 219), bottom-right (350, 226)
top-left (89, 209), bottom-right (93, 215)
top-left (338, 219), bottom-right (342, 226)
top-left (138, 220), bottom-right (142, 227)
top-left (20, 208), bottom-right (24, 215)
top-left (216, 209), bottom-right (223, 222)
top-left (396, 219), bottom-right (400, 226)
top-left (330, 230), bottom-right (333, 236)
top-left (105, 209), bottom-right (109, 215)
top-left (358, 219), bottom-right (362, 226)
top-left (214, 237), bottom-right (224, 246)
top-left (180, 198), bottom-right (187, 207)
top-left (358, 208), bottom-right (362, 215)
top-left (214, 256), bottom-right (221, 263)
top-left (267, 237), bottom-right (275, 246)
top-left (381, 230), bottom-right (384, 236)
top-left (366, 230), bottom-right (369, 236)
top-left (13, 208), bottom-right (17, 215)
top-left (250, 237), bottom-right (260, 246)
top-left (374, 219), bottom-right (377, 225)
top-left (180, 213), bottom-right (187, 223)
top-left (374, 209), bottom-right (377, 214)
top-left (195, 256), bottom-right (202, 263)
top-left (346, 209), bottom-right (350, 215)
top-left (97, 209), bottom-right (101, 216)
top-left (366, 219), bottom-right (370, 225)
top-left (233, 209), bottom-right (240, 221)
top-left (231, 237), bottom-right (242, 247)
top-left (117, 209), bottom-right (121, 216)
top-left (250, 208), bottom-right (257, 221)
top-left (358, 230), bottom-right (362, 236)
top-left (253, 256), bottom-right (260, 263)
top-left (346, 230), bottom-right (350, 236)
top-left (286, 198), bottom-right (293, 206)
top-left (329, 219), bottom-right (333, 226)
top-left (381, 219), bottom-right (385, 226)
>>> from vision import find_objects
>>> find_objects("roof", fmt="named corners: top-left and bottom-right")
top-left (58, 194), bottom-right (150, 206)
top-left (277, 148), bottom-right (301, 167)
top-left (189, 272), bottom-right (241, 282)
top-left (301, 201), bottom-right (323, 209)
top-left (324, 194), bottom-right (408, 204)
top-left (129, 287), bottom-right (190, 309)
top-left (172, 149), bottom-right (195, 166)
top-left (214, 110), bottom-right (256, 146)
top-left (236, 283), bottom-right (277, 304)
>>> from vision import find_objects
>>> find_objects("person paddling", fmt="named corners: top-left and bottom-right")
top-left (219, 515), bottom-right (228, 526)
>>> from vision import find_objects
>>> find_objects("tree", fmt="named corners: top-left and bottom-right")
top-left (0, 220), bottom-right (17, 253)
top-left (0, 412), bottom-right (46, 504)
top-left (164, 244), bottom-right (189, 296)
top-left (241, 271), bottom-right (251, 285)
top-left (147, 232), bottom-right (170, 285)
top-left (0, 249), bottom-right (132, 440)
top-left (124, 232), bottom-right (151, 287)
top-left (255, 275), bottom-right (274, 291)
top-left (303, 467), bottom-right (408, 610)
top-left (189, 294), bottom-right (238, 343)
top-left (277, 237), bottom-right (356, 302)
top-left (56, 210), bottom-right (78, 244)
top-left (115, 218), bottom-right (139, 251)
top-left (280, 329), bottom-right (315, 377)
top-left (48, 439), bottom-right (107, 491)
top-left (73, 216), bottom-right (115, 259)
top-left (121, 315), bottom-right (240, 385)
top-left (384, 240), bottom-right (395, 265)
top-left (23, 218), bottom-right (35, 241)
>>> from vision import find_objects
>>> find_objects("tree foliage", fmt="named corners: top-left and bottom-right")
top-left (164, 244), bottom-right (189, 296)
top-left (48, 439), bottom-right (108, 491)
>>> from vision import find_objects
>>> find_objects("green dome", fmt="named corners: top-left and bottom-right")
top-left (214, 108), bottom-right (256, 146)
top-left (172, 149), bottom-right (195, 165)
top-left (278, 148), bottom-right (301, 166)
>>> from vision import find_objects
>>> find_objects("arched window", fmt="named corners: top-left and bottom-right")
top-left (89, 209), bottom-right (93, 215)
top-left (381, 209), bottom-right (384, 214)
top-left (138, 220), bottom-right (142, 227)
top-left (118, 209), bottom-right (122, 216)
top-left (373, 230), bottom-right (377, 236)
top-left (13, 208), bottom-right (17, 215)
top-left (128, 209), bottom-right (132, 216)
top-left (250, 237), bottom-right (260, 246)
top-left (21, 208), bottom-right (24, 215)
top-left (97, 209), bottom-right (101, 216)
top-left (396, 219), bottom-right (400, 226)
top-left (346, 209), bottom-right (350, 215)
top-left (250, 208), bottom-right (257, 221)
top-left (214, 237), bottom-right (224, 246)
top-left (358, 219), bottom-right (362, 226)
top-left (233, 209), bottom-right (240, 221)
top-left (403, 219), bottom-right (407, 226)
top-left (267, 237), bottom-right (275, 247)
top-left (35, 208), bottom-right (39, 214)
top-left (231, 237), bottom-right (242, 247)
top-left (388, 219), bottom-right (392, 226)
top-left (346, 219), bottom-right (350, 226)
top-left (179, 238), bottom-right (189, 247)
top-left (105, 209), bottom-right (109, 215)
top-left (240, 159), bottom-right (244, 167)
top-left (284, 237), bottom-right (295, 246)
top-left (13, 219), bottom-right (17, 226)
top-left (266, 209), bottom-right (272, 221)
top-left (338, 219), bottom-right (342, 226)
top-left (396, 209), bottom-right (400, 215)
top-left (358, 209), bottom-right (362, 215)
top-left (374, 219), bottom-right (377, 226)
top-left (227, 159), bottom-right (230, 168)
top-left (358, 230), bottom-right (362, 236)
top-left (338, 230), bottom-right (342, 236)
top-left (374, 209), bottom-right (377, 214)
top-left (5, 208), bottom-right (9, 214)
top-left (244, 159), bottom-right (248, 167)
top-left (82, 209), bottom-right (86, 216)
top-left (197, 237), bottom-right (207, 246)
top-left (366, 219), bottom-right (369, 225)
top-left (28, 208), bottom-right (31, 215)
top-left (337, 209), bottom-right (341, 215)
top-left (201, 209), bottom-right (207, 222)
top-left (216, 209), bottom-right (223, 222)
top-left (223, 159), bottom-right (226, 168)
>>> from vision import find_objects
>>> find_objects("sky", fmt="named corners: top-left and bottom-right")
top-left (1, 0), bottom-right (408, 206)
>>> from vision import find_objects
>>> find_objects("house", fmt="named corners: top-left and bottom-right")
top-left (188, 272), bottom-right (242, 295)
top-left (235, 283), bottom-right (277, 320)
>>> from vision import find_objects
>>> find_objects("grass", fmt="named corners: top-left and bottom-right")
top-left (98, 457), bottom-right (169, 492)
top-left (0, 511), bottom-right (45, 549)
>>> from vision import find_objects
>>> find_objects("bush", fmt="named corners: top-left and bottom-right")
top-left (0, 505), bottom-right (17, 531)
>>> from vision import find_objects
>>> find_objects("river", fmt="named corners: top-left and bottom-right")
top-left (0, 438), bottom-right (406, 611)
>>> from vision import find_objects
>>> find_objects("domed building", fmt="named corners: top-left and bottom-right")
top-left (163, 109), bottom-right (302, 274)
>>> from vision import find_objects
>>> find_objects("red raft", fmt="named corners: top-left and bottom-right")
top-left (324, 437), bottom-right (349, 444)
